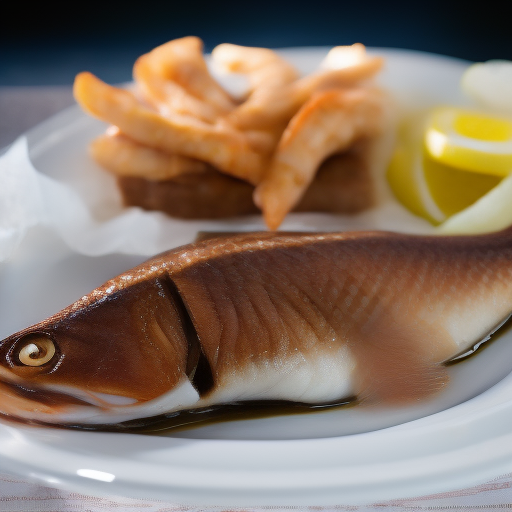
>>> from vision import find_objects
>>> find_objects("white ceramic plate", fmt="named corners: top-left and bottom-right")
top-left (2, 48), bottom-right (512, 506)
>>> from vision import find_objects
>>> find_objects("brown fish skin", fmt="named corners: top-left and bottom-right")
top-left (1, 229), bottom-right (512, 426)
top-left (167, 230), bottom-right (512, 405)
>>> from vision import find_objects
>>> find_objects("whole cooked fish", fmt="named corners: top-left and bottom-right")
top-left (1, 230), bottom-right (511, 428)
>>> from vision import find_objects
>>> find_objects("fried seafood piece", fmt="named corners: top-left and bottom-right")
top-left (74, 72), bottom-right (266, 184)
top-left (136, 41), bottom-right (301, 155)
top-left (133, 37), bottom-right (236, 123)
top-left (138, 36), bottom-right (235, 113)
top-left (211, 43), bottom-right (300, 90)
top-left (90, 130), bottom-right (210, 180)
top-left (74, 40), bottom-right (391, 228)
top-left (254, 88), bottom-right (394, 230)
top-left (118, 149), bottom-right (374, 219)
top-left (225, 44), bottom-right (384, 132)
top-left (134, 56), bottom-right (221, 123)
top-left (2, 229), bottom-right (512, 427)
top-left (218, 45), bottom-right (385, 162)
top-left (320, 43), bottom-right (371, 70)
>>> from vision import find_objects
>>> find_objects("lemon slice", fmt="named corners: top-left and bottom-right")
top-left (425, 107), bottom-right (512, 176)
top-left (387, 112), bottom-right (501, 224)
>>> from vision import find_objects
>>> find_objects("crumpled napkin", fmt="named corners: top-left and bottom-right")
top-left (0, 137), bottom-right (211, 260)
top-left (0, 138), bottom-right (45, 259)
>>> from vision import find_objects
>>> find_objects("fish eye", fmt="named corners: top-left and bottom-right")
top-left (15, 335), bottom-right (56, 367)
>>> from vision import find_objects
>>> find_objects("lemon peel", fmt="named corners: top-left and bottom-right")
top-left (386, 113), bottom-right (445, 224)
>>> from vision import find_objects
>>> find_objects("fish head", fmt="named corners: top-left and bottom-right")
top-left (0, 276), bottom-right (199, 426)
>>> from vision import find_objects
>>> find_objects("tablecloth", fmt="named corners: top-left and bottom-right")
top-left (1, 470), bottom-right (512, 511)
top-left (1, 86), bottom-right (512, 511)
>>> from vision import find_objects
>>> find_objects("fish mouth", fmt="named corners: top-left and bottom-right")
top-left (0, 380), bottom-right (83, 427)
top-left (0, 366), bottom-right (201, 427)
top-left (0, 365), bottom-right (141, 426)
top-left (0, 379), bottom-right (133, 410)
top-left (5, 379), bottom-right (97, 407)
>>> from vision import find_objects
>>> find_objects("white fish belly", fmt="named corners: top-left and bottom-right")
top-left (200, 344), bottom-right (357, 406)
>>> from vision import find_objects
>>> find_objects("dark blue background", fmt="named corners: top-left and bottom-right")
top-left (2, 0), bottom-right (511, 86)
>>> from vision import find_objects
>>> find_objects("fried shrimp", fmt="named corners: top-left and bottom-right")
top-left (74, 39), bottom-right (394, 226)
top-left (320, 43), bottom-right (372, 70)
top-left (225, 46), bottom-right (384, 132)
top-left (74, 72), bottom-right (266, 184)
top-left (254, 88), bottom-right (391, 230)
top-left (211, 43), bottom-right (299, 91)
top-left (133, 53), bottom-right (221, 123)
top-left (142, 37), bottom-right (236, 113)
top-left (209, 44), bottom-right (301, 155)
top-left (297, 54), bottom-right (384, 96)
top-left (90, 131), bottom-right (210, 180)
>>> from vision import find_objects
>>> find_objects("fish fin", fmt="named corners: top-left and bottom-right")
top-left (350, 318), bottom-right (450, 405)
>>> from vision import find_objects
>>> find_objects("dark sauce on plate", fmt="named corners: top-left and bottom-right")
top-left (80, 397), bottom-right (359, 434)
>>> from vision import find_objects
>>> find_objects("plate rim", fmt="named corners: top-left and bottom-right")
top-left (3, 47), bottom-right (512, 506)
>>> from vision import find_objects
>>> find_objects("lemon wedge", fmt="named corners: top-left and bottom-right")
top-left (424, 107), bottom-right (512, 176)
top-left (439, 171), bottom-right (512, 235)
top-left (387, 112), bottom-right (501, 224)
top-left (387, 114), bottom-right (445, 223)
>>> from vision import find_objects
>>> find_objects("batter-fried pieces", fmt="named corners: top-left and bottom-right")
top-left (73, 38), bottom-right (393, 228)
